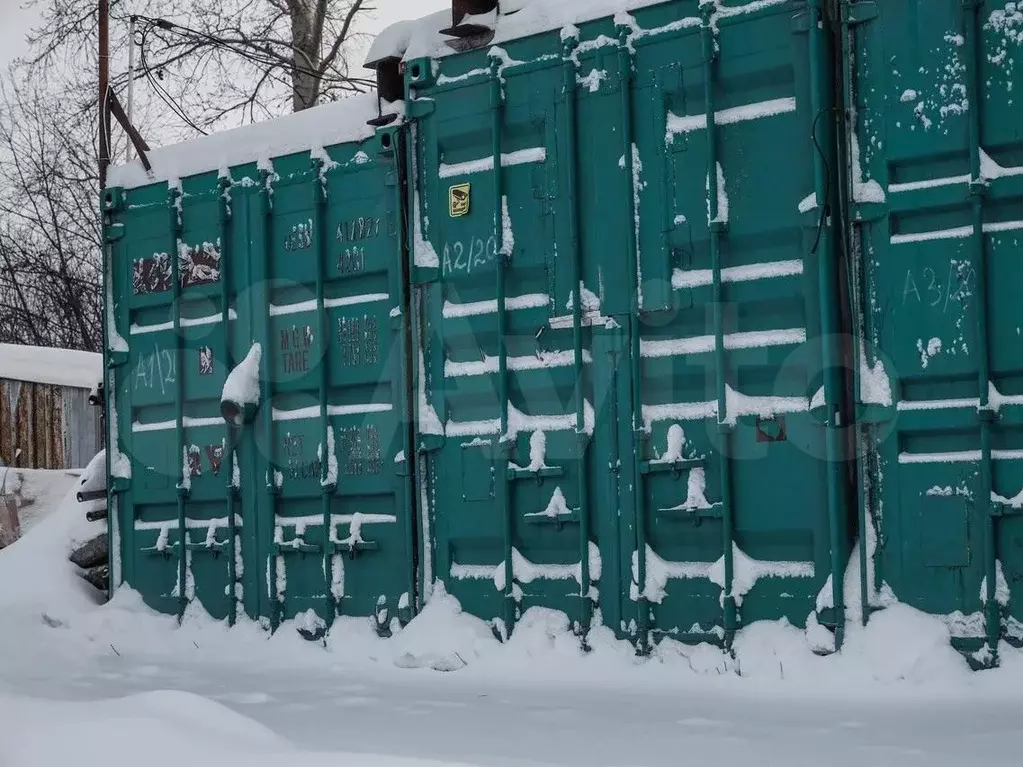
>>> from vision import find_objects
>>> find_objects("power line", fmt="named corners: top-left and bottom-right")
top-left (138, 25), bottom-right (208, 135)
top-left (132, 14), bottom-right (374, 91)
top-left (129, 12), bottom-right (376, 135)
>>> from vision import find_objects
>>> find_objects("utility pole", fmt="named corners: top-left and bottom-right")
top-left (98, 0), bottom-right (110, 190)
top-left (126, 15), bottom-right (136, 163)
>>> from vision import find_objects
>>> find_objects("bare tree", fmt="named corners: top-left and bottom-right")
top-left (0, 75), bottom-right (104, 351)
top-left (25, 0), bottom-right (376, 130)
top-left (0, 1), bottom-right (380, 354)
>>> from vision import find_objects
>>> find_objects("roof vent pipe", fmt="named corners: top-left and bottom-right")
top-left (441, 0), bottom-right (498, 39)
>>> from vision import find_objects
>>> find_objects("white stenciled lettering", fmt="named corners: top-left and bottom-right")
top-left (133, 342), bottom-right (177, 395)
top-left (902, 260), bottom-right (975, 313)
top-left (284, 219), bottom-right (313, 252)
top-left (336, 216), bottom-right (381, 244)
top-left (903, 270), bottom-right (921, 304)
top-left (924, 267), bottom-right (943, 307)
top-left (442, 236), bottom-right (498, 276)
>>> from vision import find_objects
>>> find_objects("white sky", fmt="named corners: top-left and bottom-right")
top-left (0, 0), bottom-right (449, 67)
top-left (0, 1), bottom-right (36, 64)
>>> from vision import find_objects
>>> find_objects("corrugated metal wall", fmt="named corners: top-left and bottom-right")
top-left (0, 379), bottom-right (102, 470)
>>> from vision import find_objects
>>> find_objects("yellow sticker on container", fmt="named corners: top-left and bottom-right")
top-left (449, 183), bottom-right (471, 217)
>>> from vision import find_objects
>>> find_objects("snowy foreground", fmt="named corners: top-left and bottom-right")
top-left (4, 487), bottom-right (1023, 766)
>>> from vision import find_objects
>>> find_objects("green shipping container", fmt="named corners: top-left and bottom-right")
top-left (847, 0), bottom-right (1023, 664)
top-left (404, 0), bottom-right (851, 649)
top-left (103, 99), bottom-right (416, 634)
top-left (101, 0), bottom-right (1023, 662)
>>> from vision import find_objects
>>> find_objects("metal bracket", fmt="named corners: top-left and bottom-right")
top-left (331, 538), bottom-right (379, 560)
top-left (102, 187), bottom-right (126, 213)
top-left (855, 402), bottom-right (895, 424)
top-left (656, 504), bottom-right (724, 527)
top-left (507, 464), bottom-right (566, 483)
top-left (417, 433), bottom-right (445, 453)
top-left (990, 500), bottom-right (1023, 519)
top-left (407, 98), bottom-right (437, 119)
top-left (274, 541), bottom-right (320, 557)
top-left (405, 58), bottom-right (436, 90)
top-left (640, 457), bottom-right (706, 479)
top-left (412, 266), bottom-right (440, 284)
top-left (186, 539), bottom-right (228, 556)
top-left (106, 350), bottom-right (130, 369)
top-left (146, 536), bottom-right (225, 559)
top-left (840, 1), bottom-right (880, 25)
top-left (375, 128), bottom-right (398, 156)
top-left (274, 535), bottom-right (379, 560)
top-left (523, 509), bottom-right (581, 531)
top-left (144, 543), bottom-right (179, 560)
top-left (969, 179), bottom-right (990, 198)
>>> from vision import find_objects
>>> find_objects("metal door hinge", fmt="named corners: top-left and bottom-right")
top-left (840, 1), bottom-right (879, 25)
top-left (412, 266), bottom-right (440, 284)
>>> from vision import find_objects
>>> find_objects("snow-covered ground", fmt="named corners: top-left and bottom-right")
top-left (4, 481), bottom-right (1023, 767)
top-left (2, 468), bottom-right (83, 534)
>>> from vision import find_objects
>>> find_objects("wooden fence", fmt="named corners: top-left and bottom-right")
top-left (0, 379), bottom-right (102, 469)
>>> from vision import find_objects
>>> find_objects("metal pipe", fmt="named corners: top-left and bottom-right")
top-left (98, 0), bottom-right (115, 596)
top-left (402, 112), bottom-right (431, 607)
top-left (962, 0), bottom-right (998, 660)
top-left (700, 11), bottom-right (737, 651)
top-left (562, 35), bottom-right (592, 638)
top-left (98, 0), bottom-right (110, 189)
top-left (99, 211), bottom-right (114, 594)
top-left (856, 438), bottom-right (870, 626)
top-left (126, 15), bottom-right (136, 163)
top-left (78, 488), bottom-right (108, 504)
top-left (259, 168), bottom-right (280, 630)
top-left (838, 2), bottom-right (872, 629)
top-left (169, 185), bottom-right (187, 621)
top-left (219, 176), bottom-right (237, 626)
top-left (313, 156), bottom-right (335, 626)
top-left (617, 23), bottom-right (649, 653)
top-left (393, 128), bottom-right (419, 616)
top-left (807, 0), bottom-right (847, 650)
top-left (490, 57), bottom-right (515, 635)
top-left (837, 0), bottom-right (873, 629)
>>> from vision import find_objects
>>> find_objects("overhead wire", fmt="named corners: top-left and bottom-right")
top-left (131, 12), bottom-right (376, 135)
top-left (138, 22), bottom-right (209, 135)
top-left (132, 13), bottom-right (373, 89)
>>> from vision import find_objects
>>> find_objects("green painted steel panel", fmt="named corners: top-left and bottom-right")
top-left (104, 127), bottom-right (417, 633)
top-left (409, 0), bottom-right (852, 648)
top-left (100, 0), bottom-right (1023, 661)
top-left (849, 0), bottom-right (1023, 661)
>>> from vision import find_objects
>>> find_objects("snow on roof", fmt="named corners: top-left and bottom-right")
top-left (364, 14), bottom-right (445, 67)
top-left (0, 343), bottom-right (102, 390)
top-left (108, 94), bottom-right (404, 190)
top-left (365, 0), bottom-right (673, 65)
